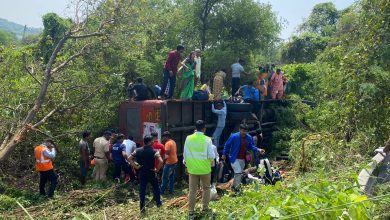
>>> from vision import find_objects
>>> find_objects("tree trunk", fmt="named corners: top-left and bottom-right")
top-left (0, 36), bottom-right (68, 162)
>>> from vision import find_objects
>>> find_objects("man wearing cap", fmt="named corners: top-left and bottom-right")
top-left (194, 49), bottom-right (202, 86)
top-left (128, 135), bottom-right (163, 214)
top-left (92, 131), bottom-right (111, 181)
top-left (160, 131), bottom-right (178, 194)
top-left (184, 120), bottom-right (215, 219)
top-left (222, 124), bottom-right (264, 191)
top-left (34, 139), bottom-right (57, 198)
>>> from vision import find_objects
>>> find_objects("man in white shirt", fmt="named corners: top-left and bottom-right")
top-left (194, 49), bottom-right (202, 86)
top-left (123, 135), bottom-right (137, 182)
top-left (231, 59), bottom-right (248, 95)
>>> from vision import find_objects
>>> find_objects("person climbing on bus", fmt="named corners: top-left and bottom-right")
top-left (212, 100), bottom-right (227, 148)
top-left (127, 77), bottom-right (155, 101)
top-left (222, 124), bottom-right (265, 192)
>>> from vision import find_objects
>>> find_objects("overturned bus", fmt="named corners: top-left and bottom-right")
top-left (118, 99), bottom-right (280, 177)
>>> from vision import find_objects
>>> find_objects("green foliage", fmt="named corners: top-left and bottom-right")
top-left (38, 13), bottom-right (71, 63)
top-left (281, 2), bottom-right (344, 64)
top-left (300, 2), bottom-right (340, 37)
top-left (282, 63), bottom-right (320, 100)
top-left (0, 30), bottom-right (17, 45)
top-left (211, 172), bottom-right (379, 219)
top-left (0, 195), bottom-right (15, 211)
top-left (281, 33), bottom-right (328, 64)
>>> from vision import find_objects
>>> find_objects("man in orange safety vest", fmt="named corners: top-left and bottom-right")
top-left (35, 139), bottom-right (57, 198)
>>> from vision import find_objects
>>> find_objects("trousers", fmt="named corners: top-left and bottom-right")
top-left (93, 158), bottom-right (108, 181)
top-left (139, 172), bottom-right (162, 211)
top-left (39, 169), bottom-right (57, 198)
top-left (160, 163), bottom-right (177, 194)
top-left (161, 69), bottom-right (176, 98)
top-left (231, 159), bottom-right (245, 189)
top-left (212, 127), bottom-right (224, 147)
top-left (188, 173), bottom-right (211, 212)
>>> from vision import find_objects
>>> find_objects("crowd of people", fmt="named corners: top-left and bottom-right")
top-left (127, 45), bottom-right (288, 103)
top-left (34, 118), bottom-right (267, 218)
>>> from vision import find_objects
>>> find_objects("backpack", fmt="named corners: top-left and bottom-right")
top-left (192, 90), bottom-right (209, 100)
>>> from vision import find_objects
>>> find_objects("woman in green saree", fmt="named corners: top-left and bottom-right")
top-left (179, 51), bottom-right (197, 100)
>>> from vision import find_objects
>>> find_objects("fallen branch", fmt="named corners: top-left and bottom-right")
top-left (16, 201), bottom-right (34, 220)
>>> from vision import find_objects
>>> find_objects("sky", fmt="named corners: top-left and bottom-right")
top-left (0, 0), bottom-right (355, 39)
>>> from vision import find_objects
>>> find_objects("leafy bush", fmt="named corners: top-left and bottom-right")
top-left (211, 172), bottom-right (376, 219)
top-left (0, 195), bottom-right (16, 211)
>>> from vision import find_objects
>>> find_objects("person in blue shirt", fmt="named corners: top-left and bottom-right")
top-left (235, 81), bottom-right (260, 119)
top-left (212, 100), bottom-right (227, 148)
top-left (236, 81), bottom-right (256, 101)
top-left (110, 133), bottom-right (129, 182)
top-left (221, 124), bottom-right (264, 191)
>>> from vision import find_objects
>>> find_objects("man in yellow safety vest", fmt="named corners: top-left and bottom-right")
top-left (183, 120), bottom-right (215, 219)
top-left (34, 139), bottom-right (57, 198)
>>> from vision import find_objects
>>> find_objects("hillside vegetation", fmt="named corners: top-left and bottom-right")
top-left (0, 0), bottom-right (389, 219)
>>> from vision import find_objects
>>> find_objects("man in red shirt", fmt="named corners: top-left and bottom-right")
top-left (151, 132), bottom-right (166, 169)
top-left (160, 45), bottom-right (185, 99)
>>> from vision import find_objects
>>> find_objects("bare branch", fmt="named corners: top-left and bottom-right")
top-left (69, 32), bottom-right (104, 39)
top-left (51, 43), bottom-right (90, 74)
top-left (32, 107), bottom-right (61, 128)
top-left (27, 124), bottom-right (54, 138)
top-left (31, 85), bottom-right (102, 129)
top-left (22, 54), bottom-right (43, 86)
top-left (63, 85), bottom-right (103, 110)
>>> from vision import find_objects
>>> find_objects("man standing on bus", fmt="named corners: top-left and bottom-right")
top-left (160, 45), bottom-right (185, 99)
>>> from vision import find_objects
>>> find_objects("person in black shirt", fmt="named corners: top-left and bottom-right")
top-left (128, 135), bottom-right (163, 213)
top-left (127, 77), bottom-right (155, 101)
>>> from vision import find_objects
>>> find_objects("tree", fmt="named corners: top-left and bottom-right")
top-left (0, 0), bottom-right (128, 162)
top-left (300, 2), bottom-right (340, 37)
top-left (281, 32), bottom-right (328, 64)
top-left (201, 0), bottom-right (280, 76)
top-left (193, 0), bottom-right (222, 50)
